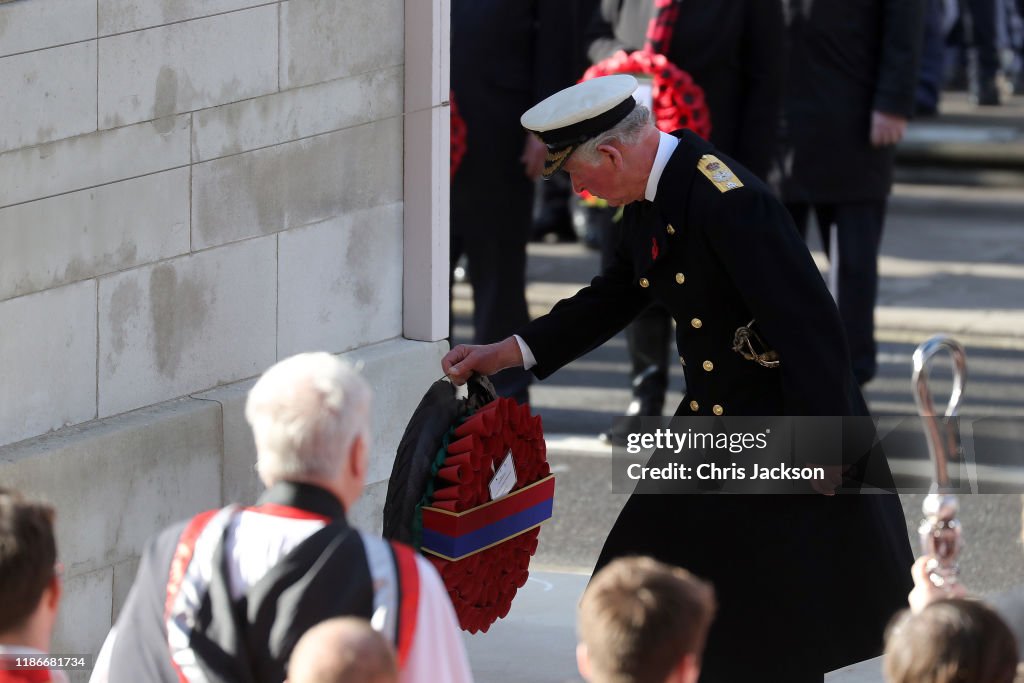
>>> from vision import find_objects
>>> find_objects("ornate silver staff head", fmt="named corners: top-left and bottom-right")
top-left (912, 335), bottom-right (967, 589)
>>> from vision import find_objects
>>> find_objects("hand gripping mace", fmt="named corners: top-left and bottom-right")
top-left (912, 335), bottom-right (967, 589)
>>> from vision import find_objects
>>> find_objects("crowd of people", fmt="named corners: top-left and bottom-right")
top-left (3, 354), bottom-right (1024, 683)
top-left (454, 0), bottom-right (1023, 423)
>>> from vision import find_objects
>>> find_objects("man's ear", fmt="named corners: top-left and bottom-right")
top-left (348, 434), bottom-right (368, 481)
top-left (576, 643), bottom-right (592, 681)
top-left (596, 143), bottom-right (624, 170)
top-left (46, 572), bottom-right (62, 611)
top-left (677, 653), bottom-right (700, 683)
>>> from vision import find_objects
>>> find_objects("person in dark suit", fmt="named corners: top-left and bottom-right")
top-left (584, 0), bottom-right (785, 424)
top-left (588, 0), bottom-right (784, 180)
top-left (780, 0), bottom-right (926, 386)
top-left (442, 76), bottom-right (914, 682)
top-left (532, 0), bottom-right (602, 244)
top-left (451, 0), bottom-right (586, 403)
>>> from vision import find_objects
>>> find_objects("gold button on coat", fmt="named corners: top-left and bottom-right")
top-left (690, 400), bottom-right (699, 412)
top-left (679, 356), bottom-right (686, 367)
top-left (712, 404), bottom-right (724, 416)
top-left (639, 278), bottom-right (650, 288)
top-left (691, 318), bottom-right (702, 329)
top-left (675, 273), bottom-right (685, 284)
top-left (667, 224), bottom-right (676, 235)
top-left (702, 360), bottom-right (714, 372)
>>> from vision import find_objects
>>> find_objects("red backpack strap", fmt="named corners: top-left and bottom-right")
top-left (163, 506), bottom-right (238, 683)
top-left (164, 509), bottom-right (220, 624)
top-left (389, 542), bottom-right (421, 668)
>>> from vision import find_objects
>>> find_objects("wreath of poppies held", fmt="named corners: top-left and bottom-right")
top-left (582, 50), bottom-right (711, 139)
top-left (450, 92), bottom-right (467, 179)
top-left (420, 397), bottom-right (549, 633)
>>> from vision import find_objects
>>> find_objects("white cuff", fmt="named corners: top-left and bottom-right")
top-left (513, 334), bottom-right (537, 370)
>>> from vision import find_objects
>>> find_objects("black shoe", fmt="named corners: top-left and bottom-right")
top-left (945, 63), bottom-right (968, 91)
top-left (971, 76), bottom-right (1003, 106)
top-left (599, 396), bottom-right (665, 446)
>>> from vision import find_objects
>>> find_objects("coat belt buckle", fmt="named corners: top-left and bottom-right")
top-left (732, 319), bottom-right (780, 368)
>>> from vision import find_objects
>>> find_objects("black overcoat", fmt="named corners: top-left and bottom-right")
top-left (452, 0), bottom-right (589, 196)
top-left (780, 0), bottom-right (925, 203)
top-left (521, 130), bottom-right (860, 417)
top-left (586, 0), bottom-right (785, 180)
top-left (518, 131), bottom-right (914, 681)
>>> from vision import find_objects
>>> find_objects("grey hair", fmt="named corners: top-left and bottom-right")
top-left (572, 104), bottom-right (653, 166)
top-left (245, 352), bottom-right (372, 485)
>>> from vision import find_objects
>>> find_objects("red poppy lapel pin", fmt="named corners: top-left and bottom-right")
top-left (651, 237), bottom-right (659, 261)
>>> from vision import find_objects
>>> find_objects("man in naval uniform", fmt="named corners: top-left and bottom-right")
top-left (442, 75), bottom-right (913, 682)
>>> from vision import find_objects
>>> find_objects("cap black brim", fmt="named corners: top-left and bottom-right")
top-left (542, 143), bottom-right (577, 180)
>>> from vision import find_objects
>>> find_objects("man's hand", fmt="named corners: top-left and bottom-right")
top-left (870, 110), bottom-right (908, 147)
top-left (809, 464), bottom-right (846, 496)
top-left (908, 555), bottom-right (969, 613)
top-left (442, 337), bottom-right (524, 385)
top-left (521, 134), bottom-right (547, 181)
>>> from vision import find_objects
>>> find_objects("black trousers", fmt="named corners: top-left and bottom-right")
top-left (787, 201), bottom-right (886, 386)
top-left (451, 180), bottom-right (533, 403)
top-left (950, 0), bottom-right (1002, 78)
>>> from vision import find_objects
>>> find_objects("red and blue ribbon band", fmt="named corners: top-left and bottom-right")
top-left (421, 476), bottom-right (554, 561)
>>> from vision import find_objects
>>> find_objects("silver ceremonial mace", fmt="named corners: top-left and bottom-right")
top-left (912, 335), bottom-right (967, 589)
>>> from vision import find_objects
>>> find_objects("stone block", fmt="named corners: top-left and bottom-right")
top-left (111, 556), bottom-right (140, 620)
top-left (0, 281), bottom-right (96, 447)
top-left (194, 378), bottom-right (262, 507)
top-left (99, 0), bottom-right (266, 35)
top-left (0, 41), bottom-right (96, 154)
top-left (349, 478), bottom-right (386, 535)
top-left (0, 168), bottom-right (190, 299)
top-left (338, 339), bottom-right (449, 484)
top-left (0, 115), bottom-right (189, 208)
top-left (197, 339), bottom-right (447, 511)
top-left (280, 0), bottom-right (404, 90)
top-left (0, 396), bottom-right (223, 575)
top-left (51, 567), bottom-right (112, 673)
top-left (277, 204), bottom-right (404, 359)
top-left (404, 0), bottom-right (448, 113)
top-left (192, 65), bottom-right (403, 162)
top-left (97, 237), bottom-right (277, 417)
top-left (0, 0), bottom-right (97, 57)
top-left (98, 7), bottom-right (277, 128)
top-left (192, 117), bottom-right (402, 249)
top-left (403, 105), bottom-right (449, 342)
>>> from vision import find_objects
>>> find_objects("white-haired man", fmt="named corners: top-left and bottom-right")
top-left (91, 353), bottom-right (473, 683)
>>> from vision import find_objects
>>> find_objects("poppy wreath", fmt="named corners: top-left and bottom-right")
top-left (582, 49), bottom-right (711, 139)
top-left (413, 396), bottom-right (550, 633)
top-left (450, 91), bottom-right (467, 179)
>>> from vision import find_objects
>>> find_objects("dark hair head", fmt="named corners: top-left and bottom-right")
top-left (578, 556), bottom-right (716, 683)
top-left (884, 598), bottom-right (1019, 683)
top-left (0, 489), bottom-right (57, 633)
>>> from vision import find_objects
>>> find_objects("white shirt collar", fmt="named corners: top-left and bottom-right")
top-left (644, 131), bottom-right (679, 202)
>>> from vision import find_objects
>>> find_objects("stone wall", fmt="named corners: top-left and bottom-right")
top-left (0, 0), bottom-right (411, 445)
top-left (0, 0), bottom-right (451, 673)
